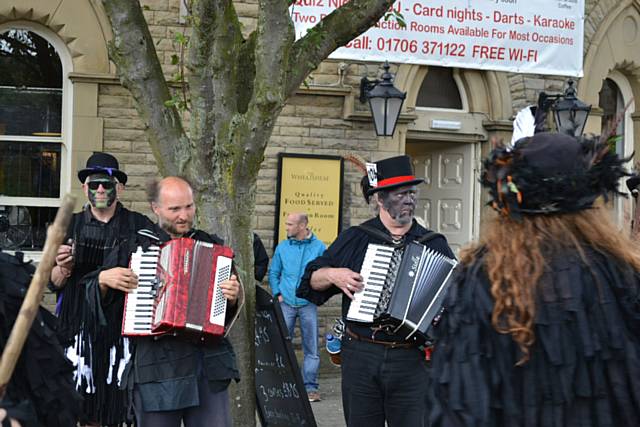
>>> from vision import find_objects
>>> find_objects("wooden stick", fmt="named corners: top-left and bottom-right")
top-left (0, 194), bottom-right (76, 398)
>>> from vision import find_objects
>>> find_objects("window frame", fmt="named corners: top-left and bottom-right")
top-left (415, 67), bottom-right (469, 113)
top-left (0, 22), bottom-right (73, 210)
top-left (604, 71), bottom-right (635, 228)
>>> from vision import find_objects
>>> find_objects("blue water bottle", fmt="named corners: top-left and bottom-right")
top-left (326, 333), bottom-right (342, 366)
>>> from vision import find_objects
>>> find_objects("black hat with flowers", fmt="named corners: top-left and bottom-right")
top-left (482, 132), bottom-right (630, 218)
top-left (77, 152), bottom-right (128, 185)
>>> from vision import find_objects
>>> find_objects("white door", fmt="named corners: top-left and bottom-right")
top-left (407, 141), bottom-right (475, 254)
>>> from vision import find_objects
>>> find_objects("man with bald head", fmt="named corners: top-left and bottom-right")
top-left (268, 212), bottom-right (326, 401)
top-left (123, 176), bottom-right (242, 427)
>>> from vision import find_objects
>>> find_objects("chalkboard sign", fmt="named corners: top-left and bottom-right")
top-left (255, 286), bottom-right (318, 427)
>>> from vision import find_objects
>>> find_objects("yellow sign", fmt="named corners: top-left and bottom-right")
top-left (276, 154), bottom-right (343, 247)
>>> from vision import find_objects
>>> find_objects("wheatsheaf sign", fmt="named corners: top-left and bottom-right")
top-left (290, 0), bottom-right (585, 77)
top-left (275, 153), bottom-right (343, 247)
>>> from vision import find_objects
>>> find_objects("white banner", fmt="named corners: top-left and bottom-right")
top-left (290, 0), bottom-right (584, 77)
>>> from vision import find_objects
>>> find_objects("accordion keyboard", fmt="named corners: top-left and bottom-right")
top-left (346, 244), bottom-right (395, 323)
top-left (123, 246), bottom-right (160, 335)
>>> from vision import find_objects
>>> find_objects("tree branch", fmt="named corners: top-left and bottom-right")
top-left (101, 0), bottom-right (189, 176)
top-left (236, 33), bottom-right (257, 114)
top-left (252, 0), bottom-right (295, 111)
top-left (187, 0), bottom-right (246, 188)
top-left (188, 0), bottom-right (245, 128)
top-left (242, 0), bottom-right (295, 155)
top-left (286, 0), bottom-right (395, 96)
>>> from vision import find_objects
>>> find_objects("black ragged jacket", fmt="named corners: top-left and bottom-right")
top-left (429, 247), bottom-right (640, 427)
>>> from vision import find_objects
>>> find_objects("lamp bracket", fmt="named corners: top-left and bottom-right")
top-left (538, 80), bottom-right (579, 112)
top-left (360, 76), bottom-right (380, 103)
top-left (537, 91), bottom-right (561, 112)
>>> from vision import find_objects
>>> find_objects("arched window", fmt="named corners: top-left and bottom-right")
top-left (415, 66), bottom-right (463, 110)
top-left (598, 78), bottom-right (624, 154)
top-left (598, 74), bottom-right (635, 228)
top-left (0, 27), bottom-right (69, 250)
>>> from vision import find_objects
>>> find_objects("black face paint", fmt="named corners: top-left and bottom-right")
top-left (382, 186), bottom-right (417, 225)
top-left (87, 178), bottom-right (117, 208)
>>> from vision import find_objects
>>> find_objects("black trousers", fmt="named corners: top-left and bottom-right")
top-left (340, 334), bottom-right (430, 427)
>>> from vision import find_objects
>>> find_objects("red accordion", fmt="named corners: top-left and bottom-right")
top-left (122, 238), bottom-right (234, 339)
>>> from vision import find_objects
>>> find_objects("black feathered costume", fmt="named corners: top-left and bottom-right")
top-left (429, 248), bottom-right (640, 426)
top-left (0, 251), bottom-right (82, 427)
top-left (429, 132), bottom-right (640, 426)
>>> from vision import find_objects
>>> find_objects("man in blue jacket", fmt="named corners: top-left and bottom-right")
top-left (269, 212), bottom-right (326, 402)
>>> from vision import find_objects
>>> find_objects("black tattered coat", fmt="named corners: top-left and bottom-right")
top-left (0, 251), bottom-right (82, 427)
top-left (55, 203), bottom-right (152, 425)
top-left (429, 247), bottom-right (640, 427)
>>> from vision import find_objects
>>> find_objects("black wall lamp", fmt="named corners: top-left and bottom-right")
top-left (537, 79), bottom-right (592, 137)
top-left (360, 61), bottom-right (406, 137)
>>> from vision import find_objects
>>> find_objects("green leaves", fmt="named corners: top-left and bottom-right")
top-left (606, 134), bottom-right (623, 154)
top-left (167, 30), bottom-right (190, 112)
top-left (164, 94), bottom-right (189, 111)
top-left (174, 31), bottom-right (188, 45)
top-left (384, 9), bottom-right (406, 29)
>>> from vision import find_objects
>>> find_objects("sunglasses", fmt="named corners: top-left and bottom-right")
top-left (87, 181), bottom-right (116, 190)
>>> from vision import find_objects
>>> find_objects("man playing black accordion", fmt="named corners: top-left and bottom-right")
top-left (297, 155), bottom-right (455, 427)
top-left (50, 152), bottom-right (153, 426)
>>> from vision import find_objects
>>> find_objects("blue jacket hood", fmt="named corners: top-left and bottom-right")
top-left (268, 232), bottom-right (326, 307)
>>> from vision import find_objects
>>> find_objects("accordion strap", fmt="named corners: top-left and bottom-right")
top-left (356, 224), bottom-right (444, 248)
top-left (416, 230), bottom-right (445, 245)
top-left (355, 225), bottom-right (402, 247)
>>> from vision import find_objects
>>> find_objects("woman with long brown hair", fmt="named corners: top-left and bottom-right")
top-left (429, 132), bottom-right (640, 426)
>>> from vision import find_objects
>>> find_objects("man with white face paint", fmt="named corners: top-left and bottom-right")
top-left (50, 152), bottom-right (153, 426)
top-left (297, 155), bottom-right (455, 427)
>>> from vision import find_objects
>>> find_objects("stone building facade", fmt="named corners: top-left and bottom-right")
top-left (2, 0), bottom-right (640, 334)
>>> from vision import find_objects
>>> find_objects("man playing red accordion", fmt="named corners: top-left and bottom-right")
top-left (121, 176), bottom-right (242, 427)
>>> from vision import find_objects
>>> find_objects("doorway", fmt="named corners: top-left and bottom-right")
top-left (406, 140), bottom-right (476, 254)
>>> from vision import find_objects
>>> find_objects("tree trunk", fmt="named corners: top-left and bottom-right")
top-left (191, 113), bottom-right (277, 426)
top-left (197, 193), bottom-right (257, 426)
top-left (198, 192), bottom-right (256, 426)
top-left (101, 0), bottom-right (401, 424)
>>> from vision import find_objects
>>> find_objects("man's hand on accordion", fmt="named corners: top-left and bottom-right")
top-left (98, 267), bottom-right (138, 295)
top-left (328, 268), bottom-right (364, 300)
top-left (220, 274), bottom-right (240, 306)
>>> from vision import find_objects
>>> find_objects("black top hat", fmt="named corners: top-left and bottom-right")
top-left (365, 155), bottom-right (424, 197)
top-left (77, 152), bottom-right (128, 185)
top-left (482, 132), bottom-right (630, 218)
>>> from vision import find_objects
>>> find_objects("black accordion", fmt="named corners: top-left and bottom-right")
top-left (347, 241), bottom-right (457, 340)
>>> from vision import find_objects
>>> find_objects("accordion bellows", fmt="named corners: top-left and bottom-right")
top-left (347, 242), bottom-right (457, 340)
